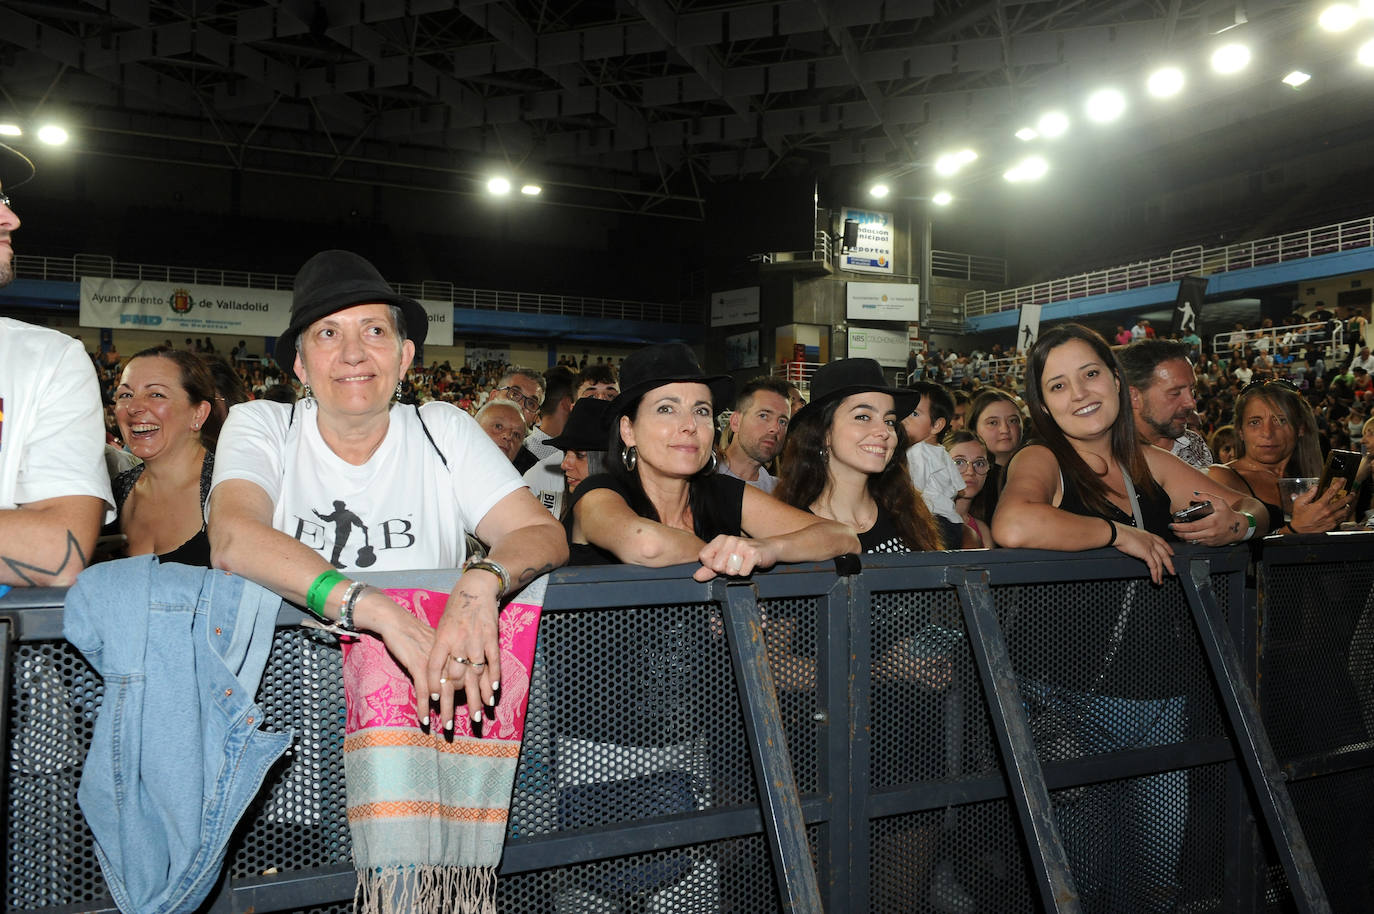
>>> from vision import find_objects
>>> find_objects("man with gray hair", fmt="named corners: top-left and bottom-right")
top-left (1118, 338), bottom-right (1213, 469)
top-left (491, 367), bottom-right (546, 473)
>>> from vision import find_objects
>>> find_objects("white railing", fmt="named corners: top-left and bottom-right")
top-left (1211, 320), bottom-right (1351, 361)
top-left (12, 254), bottom-right (699, 324)
top-left (754, 229), bottom-right (832, 266)
top-left (931, 250), bottom-right (1007, 284)
top-left (772, 360), bottom-right (824, 391)
top-left (964, 214), bottom-right (1374, 316)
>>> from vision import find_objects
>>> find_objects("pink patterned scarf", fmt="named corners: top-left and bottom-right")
top-left (341, 579), bottom-right (544, 914)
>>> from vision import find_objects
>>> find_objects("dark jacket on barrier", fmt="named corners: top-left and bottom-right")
top-left (63, 557), bottom-right (293, 914)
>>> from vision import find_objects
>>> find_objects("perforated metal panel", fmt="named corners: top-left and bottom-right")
top-left (229, 628), bottom-right (351, 879)
top-left (871, 802), bottom-right (1036, 914)
top-left (760, 595), bottom-right (820, 794)
top-left (496, 834), bottom-right (785, 913)
top-left (6, 642), bottom-right (104, 910)
top-left (1259, 554), bottom-right (1374, 912)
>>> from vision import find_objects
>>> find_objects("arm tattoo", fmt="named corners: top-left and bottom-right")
top-left (2, 529), bottom-right (88, 587)
top-left (516, 563), bottom-right (555, 586)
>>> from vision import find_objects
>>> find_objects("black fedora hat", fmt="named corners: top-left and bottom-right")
top-left (0, 143), bottom-right (36, 192)
top-left (276, 250), bottom-right (428, 373)
top-left (545, 397), bottom-right (615, 452)
top-left (789, 358), bottom-right (918, 427)
top-left (609, 342), bottom-right (734, 416)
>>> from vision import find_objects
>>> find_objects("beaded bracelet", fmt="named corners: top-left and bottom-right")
top-left (339, 581), bottom-right (366, 633)
top-left (305, 569), bottom-right (347, 619)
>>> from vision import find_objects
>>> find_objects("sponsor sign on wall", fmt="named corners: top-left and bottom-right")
top-left (80, 278), bottom-right (454, 346)
top-left (710, 286), bottom-right (761, 327)
top-left (847, 326), bottom-right (911, 368)
top-left (840, 206), bottom-right (895, 274)
top-left (846, 281), bottom-right (919, 322)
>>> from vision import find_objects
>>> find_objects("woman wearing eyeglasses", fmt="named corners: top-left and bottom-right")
top-left (1206, 379), bottom-right (1355, 535)
top-left (943, 430), bottom-right (995, 548)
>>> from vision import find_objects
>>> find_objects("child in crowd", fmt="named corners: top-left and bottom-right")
top-left (901, 381), bottom-right (965, 549)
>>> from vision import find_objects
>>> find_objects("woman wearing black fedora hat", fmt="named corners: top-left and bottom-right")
top-left (775, 358), bottom-right (942, 554)
top-left (565, 342), bottom-right (858, 575)
top-left (212, 248), bottom-right (566, 718)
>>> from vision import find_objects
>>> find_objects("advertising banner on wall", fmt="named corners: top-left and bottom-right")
top-left (847, 326), bottom-right (911, 368)
top-left (724, 330), bottom-right (760, 370)
top-left (80, 278), bottom-right (454, 345)
top-left (711, 286), bottom-right (761, 327)
top-left (840, 206), bottom-right (895, 275)
top-left (846, 281), bottom-right (919, 322)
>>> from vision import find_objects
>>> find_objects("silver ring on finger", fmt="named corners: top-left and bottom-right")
top-left (469, 661), bottom-right (486, 670)
top-left (452, 655), bottom-right (468, 665)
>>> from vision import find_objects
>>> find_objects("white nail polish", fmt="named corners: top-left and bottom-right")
top-left (421, 716), bottom-right (430, 728)
top-left (430, 692), bottom-right (440, 702)
top-left (472, 710), bottom-right (482, 723)
top-left (491, 680), bottom-right (499, 690)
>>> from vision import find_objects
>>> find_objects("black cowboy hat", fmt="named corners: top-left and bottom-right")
top-left (789, 358), bottom-right (919, 427)
top-left (276, 250), bottom-right (428, 373)
top-left (0, 143), bottom-right (35, 192)
top-left (545, 397), bottom-right (615, 452)
top-left (609, 342), bottom-right (734, 416)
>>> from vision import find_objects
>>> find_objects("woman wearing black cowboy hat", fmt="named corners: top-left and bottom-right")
top-left (564, 342), bottom-right (857, 575)
top-left (775, 358), bottom-right (942, 554)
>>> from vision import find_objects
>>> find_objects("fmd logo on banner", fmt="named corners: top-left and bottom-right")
top-left (840, 206), bottom-right (894, 275)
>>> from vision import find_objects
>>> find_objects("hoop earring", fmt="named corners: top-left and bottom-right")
top-left (704, 451), bottom-right (718, 474)
top-left (302, 384), bottom-right (316, 409)
top-left (621, 445), bottom-right (638, 472)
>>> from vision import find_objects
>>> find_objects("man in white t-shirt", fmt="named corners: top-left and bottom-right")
top-left (0, 146), bottom-right (114, 586)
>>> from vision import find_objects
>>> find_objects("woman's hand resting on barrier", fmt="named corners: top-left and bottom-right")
top-left (1110, 521), bottom-right (1175, 585)
top-left (694, 534), bottom-right (777, 581)
top-left (352, 589), bottom-right (438, 720)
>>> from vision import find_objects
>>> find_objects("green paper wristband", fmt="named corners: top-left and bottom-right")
top-left (306, 569), bottom-right (347, 619)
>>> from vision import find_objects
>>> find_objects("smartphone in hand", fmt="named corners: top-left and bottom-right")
top-left (1316, 449), bottom-right (1360, 497)
top-left (1171, 501), bottom-right (1215, 524)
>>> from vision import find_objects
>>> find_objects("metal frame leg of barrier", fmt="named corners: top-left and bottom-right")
top-left (1178, 558), bottom-right (1332, 914)
top-left (0, 619), bottom-right (11, 912)
top-left (720, 581), bottom-right (823, 914)
top-left (945, 568), bottom-right (1081, 914)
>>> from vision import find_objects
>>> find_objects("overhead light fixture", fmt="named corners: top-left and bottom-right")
top-left (1004, 156), bottom-right (1049, 183)
top-left (1015, 126), bottom-right (1038, 141)
top-left (1211, 43), bottom-right (1251, 74)
top-left (1282, 70), bottom-right (1312, 87)
top-left (869, 183), bottom-right (890, 198)
top-left (1359, 37), bottom-right (1374, 67)
top-left (931, 191), bottom-right (953, 206)
top-left (934, 149), bottom-right (977, 176)
top-left (1318, 3), bottom-right (1359, 31)
top-left (520, 183), bottom-right (542, 196)
top-left (1084, 88), bottom-right (1127, 123)
top-left (487, 176), bottom-right (512, 195)
top-left (37, 125), bottom-right (69, 145)
top-left (0, 124), bottom-right (21, 137)
top-left (1146, 67), bottom-right (1185, 98)
top-left (1036, 111), bottom-right (1069, 139)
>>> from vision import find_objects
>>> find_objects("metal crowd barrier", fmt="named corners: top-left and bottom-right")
top-left (3, 540), bottom-right (1372, 913)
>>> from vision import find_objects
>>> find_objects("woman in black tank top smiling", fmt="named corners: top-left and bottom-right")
top-left (994, 324), bottom-right (1267, 583)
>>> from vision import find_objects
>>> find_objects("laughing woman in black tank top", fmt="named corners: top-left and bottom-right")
top-left (994, 324), bottom-right (1267, 582)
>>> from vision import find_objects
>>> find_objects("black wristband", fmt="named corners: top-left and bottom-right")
top-left (1104, 517), bottom-right (1118, 546)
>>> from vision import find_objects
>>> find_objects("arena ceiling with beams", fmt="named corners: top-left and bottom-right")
top-left (4, 0), bottom-right (1364, 229)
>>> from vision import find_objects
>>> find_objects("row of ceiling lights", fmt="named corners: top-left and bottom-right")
top-left (869, 2), bottom-right (1374, 206)
top-left (0, 122), bottom-right (69, 145)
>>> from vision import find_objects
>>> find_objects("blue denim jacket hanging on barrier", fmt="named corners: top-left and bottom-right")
top-left (63, 557), bottom-right (294, 914)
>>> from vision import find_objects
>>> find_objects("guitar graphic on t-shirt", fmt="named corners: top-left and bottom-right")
top-left (313, 500), bottom-right (377, 569)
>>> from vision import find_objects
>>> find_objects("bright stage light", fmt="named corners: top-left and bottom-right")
top-left (1037, 111), bottom-right (1069, 138)
top-left (487, 176), bottom-right (512, 194)
top-left (1147, 67), bottom-right (1185, 98)
top-left (1015, 126), bottom-right (1038, 141)
top-left (1004, 156), bottom-right (1048, 183)
top-left (1085, 88), bottom-right (1127, 123)
top-left (869, 183), bottom-right (890, 198)
top-left (932, 191), bottom-right (953, 206)
top-left (1318, 4), bottom-right (1359, 32)
top-left (1211, 43), bottom-right (1251, 74)
top-left (1282, 70), bottom-right (1312, 87)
